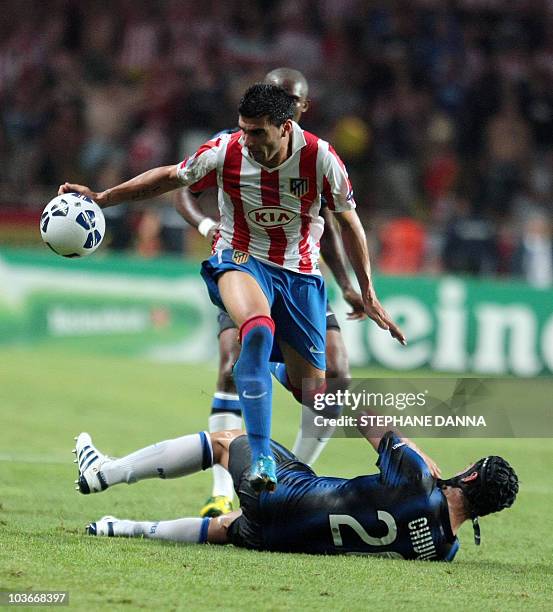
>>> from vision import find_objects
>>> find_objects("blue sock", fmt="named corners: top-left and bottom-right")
top-left (233, 323), bottom-right (274, 458)
top-left (269, 362), bottom-right (291, 390)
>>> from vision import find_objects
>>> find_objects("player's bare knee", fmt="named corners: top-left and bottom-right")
top-left (325, 361), bottom-right (350, 381)
top-left (209, 431), bottom-right (228, 464)
top-left (325, 346), bottom-right (350, 378)
top-left (207, 510), bottom-right (242, 544)
top-left (326, 335), bottom-right (351, 381)
top-left (209, 430), bottom-right (244, 466)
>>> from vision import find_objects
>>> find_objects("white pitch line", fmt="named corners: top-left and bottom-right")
top-left (0, 453), bottom-right (70, 465)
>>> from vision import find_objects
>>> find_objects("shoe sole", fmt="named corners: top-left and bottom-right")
top-left (78, 474), bottom-right (91, 495)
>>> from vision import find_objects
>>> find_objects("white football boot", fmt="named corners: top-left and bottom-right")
top-left (86, 516), bottom-right (136, 537)
top-left (72, 432), bottom-right (110, 494)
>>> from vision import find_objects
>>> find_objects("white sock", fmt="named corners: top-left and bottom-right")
top-left (292, 405), bottom-right (336, 466)
top-left (115, 517), bottom-right (209, 543)
top-left (100, 432), bottom-right (213, 486)
top-left (138, 518), bottom-right (209, 543)
top-left (209, 411), bottom-right (242, 499)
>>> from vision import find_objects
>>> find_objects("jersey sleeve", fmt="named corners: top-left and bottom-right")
top-left (176, 137), bottom-right (222, 193)
top-left (376, 431), bottom-right (433, 491)
top-left (321, 144), bottom-right (356, 212)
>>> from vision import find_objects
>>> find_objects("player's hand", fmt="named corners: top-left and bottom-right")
top-left (363, 292), bottom-right (406, 345)
top-left (403, 438), bottom-right (441, 479)
top-left (197, 217), bottom-right (219, 242)
top-left (342, 287), bottom-right (366, 321)
top-left (58, 182), bottom-right (99, 201)
top-left (207, 224), bottom-right (219, 243)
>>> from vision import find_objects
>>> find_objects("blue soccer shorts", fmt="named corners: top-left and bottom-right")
top-left (201, 249), bottom-right (327, 370)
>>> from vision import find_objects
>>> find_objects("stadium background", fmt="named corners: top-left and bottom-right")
top-left (1, 0), bottom-right (553, 374)
top-left (1, 1), bottom-right (552, 610)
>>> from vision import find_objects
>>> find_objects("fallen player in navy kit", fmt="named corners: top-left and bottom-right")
top-left (73, 428), bottom-right (518, 561)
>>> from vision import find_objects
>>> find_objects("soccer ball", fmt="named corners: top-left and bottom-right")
top-left (40, 193), bottom-right (106, 257)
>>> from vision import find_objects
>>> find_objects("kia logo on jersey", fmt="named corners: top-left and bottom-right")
top-left (248, 207), bottom-right (298, 227)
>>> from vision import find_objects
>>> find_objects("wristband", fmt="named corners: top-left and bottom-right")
top-left (198, 217), bottom-right (217, 237)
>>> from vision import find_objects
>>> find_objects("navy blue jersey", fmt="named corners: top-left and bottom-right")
top-left (255, 433), bottom-right (459, 560)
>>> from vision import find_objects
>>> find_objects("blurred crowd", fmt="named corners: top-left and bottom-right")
top-left (1, 0), bottom-right (553, 286)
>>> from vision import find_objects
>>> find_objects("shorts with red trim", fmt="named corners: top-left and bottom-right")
top-left (201, 249), bottom-right (326, 370)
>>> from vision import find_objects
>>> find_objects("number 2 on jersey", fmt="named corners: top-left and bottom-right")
top-left (329, 512), bottom-right (397, 547)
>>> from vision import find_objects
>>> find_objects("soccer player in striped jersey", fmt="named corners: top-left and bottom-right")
top-left (59, 83), bottom-right (405, 492)
top-left (75, 428), bottom-right (518, 560)
top-left (175, 68), bottom-right (366, 518)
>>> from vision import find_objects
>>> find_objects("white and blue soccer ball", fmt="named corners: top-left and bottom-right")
top-left (40, 192), bottom-right (105, 257)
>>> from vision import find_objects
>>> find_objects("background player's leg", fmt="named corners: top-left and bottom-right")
top-left (201, 323), bottom-right (243, 517)
top-left (278, 342), bottom-right (327, 465)
top-left (217, 271), bottom-right (277, 489)
top-left (325, 327), bottom-right (351, 381)
top-left (291, 328), bottom-right (350, 465)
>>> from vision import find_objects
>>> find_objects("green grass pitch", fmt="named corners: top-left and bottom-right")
top-left (1, 347), bottom-right (552, 611)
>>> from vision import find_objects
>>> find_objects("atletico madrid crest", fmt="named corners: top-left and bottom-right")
top-left (232, 250), bottom-right (250, 264)
top-left (289, 177), bottom-right (309, 197)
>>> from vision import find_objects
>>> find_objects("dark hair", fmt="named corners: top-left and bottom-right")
top-left (238, 83), bottom-right (295, 126)
top-left (440, 456), bottom-right (519, 518)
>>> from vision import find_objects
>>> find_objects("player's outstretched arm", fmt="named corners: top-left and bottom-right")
top-left (319, 207), bottom-right (365, 320)
top-left (357, 417), bottom-right (441, 479)
top-left (58, 165), bottom-right (181, 208)
top-left (174, 187), bottom-right (218, 241)
top-left (333, 209), bottom-right (406, 345)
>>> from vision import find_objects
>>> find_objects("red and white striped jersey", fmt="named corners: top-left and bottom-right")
top-left (176, 121), bottom-right (356, 274)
